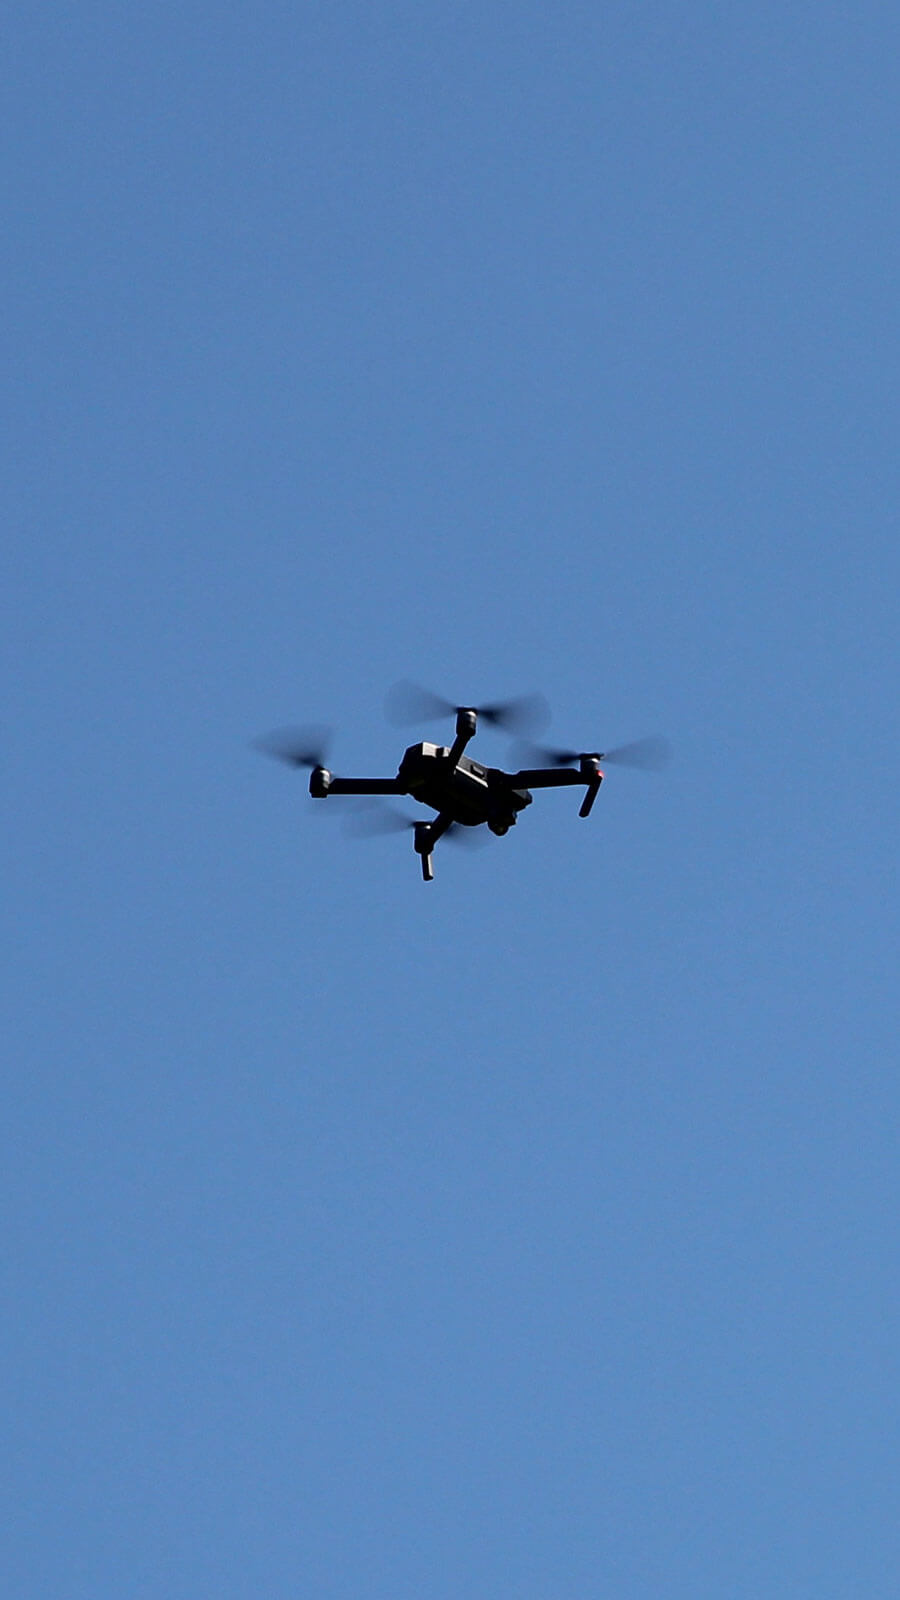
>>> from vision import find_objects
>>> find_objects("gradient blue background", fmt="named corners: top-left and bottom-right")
top-left (5, 5), bottom-right (899, 1596)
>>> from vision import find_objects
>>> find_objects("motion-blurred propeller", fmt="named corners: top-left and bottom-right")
top-left (252, 725), bottom-right (333, 769)
top-left (386, 680), bottom-right (550, 737)
top-left (346, 800), bottom-right (488, 847)
top-left (513, 735), bottom-right (672, 771)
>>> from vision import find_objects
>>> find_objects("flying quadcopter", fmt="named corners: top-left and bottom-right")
top-left (256, 682), bottom-right (670, 881)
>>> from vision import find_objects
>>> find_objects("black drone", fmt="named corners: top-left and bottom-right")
top-left (257, 682), bottom-right (669, 881)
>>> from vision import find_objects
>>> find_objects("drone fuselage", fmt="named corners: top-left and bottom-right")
top-left (305, 709), bottom-right (604, 879)
top-left (258, 694), bottom-right (665, 882)
top-left (397, 742), bottom-right (532, 835)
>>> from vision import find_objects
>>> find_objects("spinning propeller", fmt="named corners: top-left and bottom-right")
top-left (346, 801), bottom-right (487, 847)
top-left (386, 681), bottom-right (550, 737)
top-left (513, 735), bottom-right (672, 771)
top-left (253, 725), bottom-right (333, 770)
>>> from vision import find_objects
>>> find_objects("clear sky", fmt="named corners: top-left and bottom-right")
top-left (5, 4), bottom-right (900, 1597)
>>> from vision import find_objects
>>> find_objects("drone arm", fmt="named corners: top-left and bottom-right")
top-left (511, 763), bottom-right (604, 817)
top-left (325, 777), bottom-right (406, 795)
top-left (509, 767), bottom-right (585, 789)
top-left (447, 708), bottom-right (477, 769)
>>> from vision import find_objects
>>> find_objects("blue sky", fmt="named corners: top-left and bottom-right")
top-left (5, 4), bottom-right (900, 1596)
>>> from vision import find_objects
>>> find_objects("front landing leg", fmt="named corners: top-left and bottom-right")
top-left (413, 815), bottom-right (452, 881)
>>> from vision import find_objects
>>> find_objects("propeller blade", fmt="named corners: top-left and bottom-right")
top-left (385, 681), bottom-right (550, 736)
top-left (253, 724), bottom-right (333, 769)
top-left (443, 821), bottom-right (490, 849)
top-left (346, 801), bottom-right (489, 848)
top-left (510, 740), bottom-right (581, 769)
top-left (512, 735), bottom-right (671, 771)
top-left (385, 682), bottom-right (457, 725)
top-left (345, 802), bottom-right (416, 837)
top-left (601, 737), bottom-right (672, 770)
top-left (477, 692), bottom-right (551, 736)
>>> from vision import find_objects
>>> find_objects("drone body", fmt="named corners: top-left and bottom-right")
top-left (310, 717), bottom-right (598, 878)
top-left (257, 686), bottom-right (668, 880)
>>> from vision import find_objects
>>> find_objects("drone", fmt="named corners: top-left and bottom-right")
top-left (256, 682), bottom-right (669, 881)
